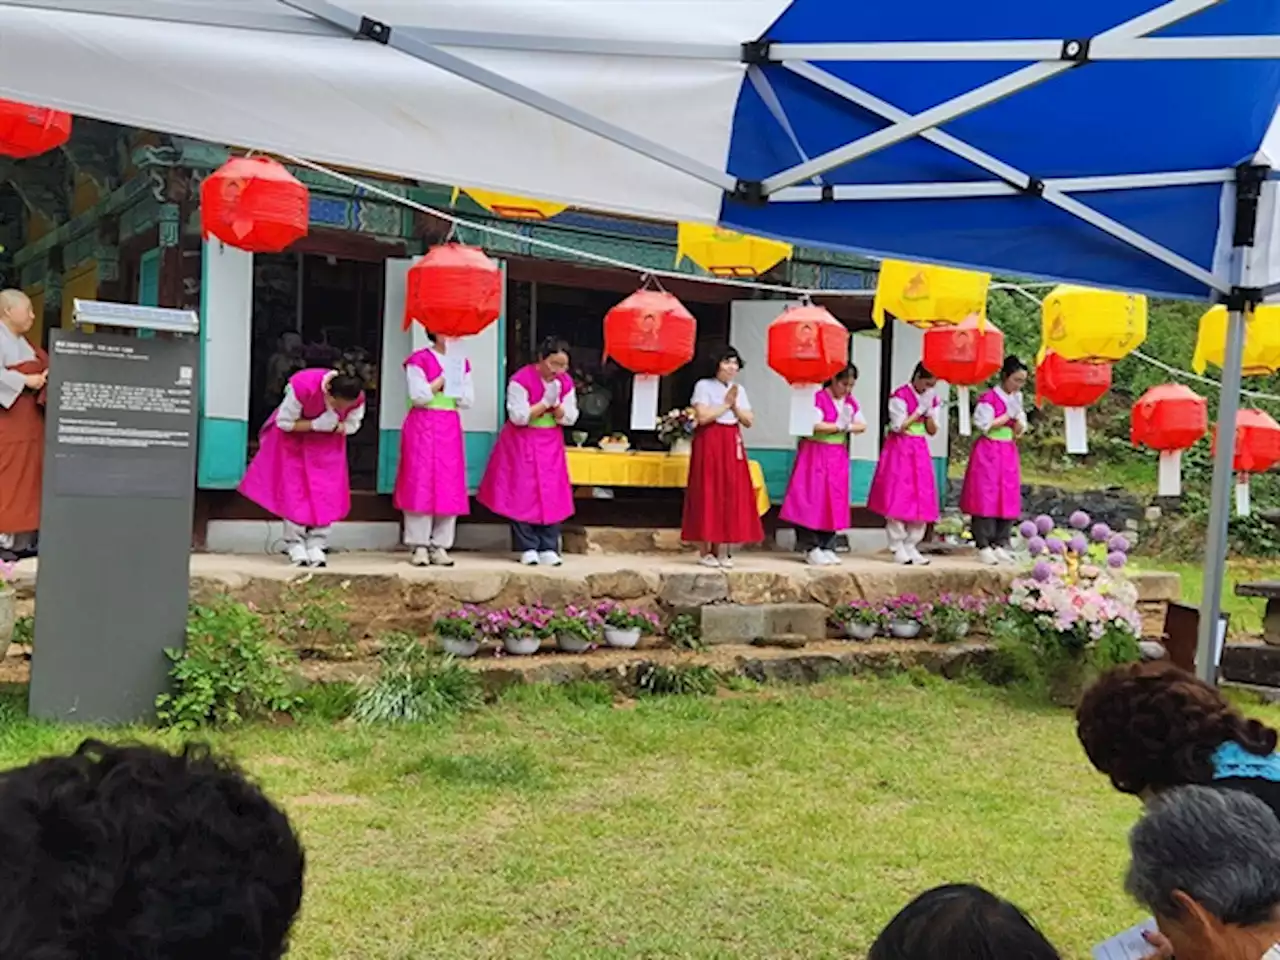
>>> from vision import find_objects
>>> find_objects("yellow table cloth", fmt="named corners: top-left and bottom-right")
top-left (566, 448), bottom-right (771, 516)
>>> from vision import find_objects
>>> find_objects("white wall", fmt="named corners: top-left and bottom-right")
top-left (729, 299), bottom-right (799, 450)
top-left (850, 332), bottom-right (881, 463)
top-left (202, 240), bottom-right (253, 421)
top-left (890, 318), bottom-right (949, 461)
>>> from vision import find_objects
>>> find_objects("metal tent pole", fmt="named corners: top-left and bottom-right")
top-left (1196, 163), bottom-right (1268, 682)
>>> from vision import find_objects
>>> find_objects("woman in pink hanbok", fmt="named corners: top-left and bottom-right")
top-left (239, 361), bottom-right (366, 568)
top-left (780, 365), bottom-right (867, 566)
top-left (394, 332), bottom-right (474, 567)
top-left (477, 338), bottom-right (579, 566)
top-left (960, 355), bottom-right (1029, 566)
top-left (866, 363), bottom-right (940, 565)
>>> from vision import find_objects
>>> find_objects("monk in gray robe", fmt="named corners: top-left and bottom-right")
top-left (0, 290), bottom-right (47, 557)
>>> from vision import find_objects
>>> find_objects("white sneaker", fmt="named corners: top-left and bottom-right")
top-left (411, 546), bottom-right (430, 567)
top-left (537, 550), bottom-right (563, 567)
top-left (520, 550), bottom-right (540, 566)
top-left (806, 547), bottom-right (827, 566)
top-left (994, 546), bottom-right (1016, 565)
top-left (429, 547), bottom-right (454, 567)
top-left (699, 554), bottom-right (721, 568)
top-left (718, 554), bottom-right (735, 569)
top-left (821, 550), bottom-right (842, 566)
top-left (287, 543), bottom-right (309, 567)
top-left (908, 547), bottom-right (931, 566)
top-left (892, 547), bottom-right (912, 565)
top-left (306, 544), bottom-right (327, 568)
top-left (978, 547), bottom-right (1000, 566)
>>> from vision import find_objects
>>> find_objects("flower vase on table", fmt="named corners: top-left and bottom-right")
top-left (657, 407), bottom-right (696, 456)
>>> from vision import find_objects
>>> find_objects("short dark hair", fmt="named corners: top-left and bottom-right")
top-left (1001, 355), bottom-right (1028, 378)
top-left (870, 885), bottom-right (1061, 960)
top-left (702, 345), bottom-right (745, 379)
top-left (536, 337), bottom-right (571, 362)
top-left (912, 362), bottom-right (935, 381)
top-left (824, 364), bottom-right (859, 388)
top-left (0, 740), bottom-right (305, 959)
top-left (1077, 661), bottom-right (1278, 796)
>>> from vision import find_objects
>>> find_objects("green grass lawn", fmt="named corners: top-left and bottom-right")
top-left (1, 676), bottom-right (1251, 960)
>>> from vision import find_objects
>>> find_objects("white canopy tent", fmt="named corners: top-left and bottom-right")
top-left (2, 0), bottom-right (1280, 680)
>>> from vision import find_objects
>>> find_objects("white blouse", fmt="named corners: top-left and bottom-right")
top-left (887, 388), bottom-right (940, 433)
top-left (692, 378), bottom-right (751, 426)
top-left (506, 378), bottom-right (580, 427)
top-left (275, 372), bottom-right (366, 435)
top-left (972, 386), bottom-right (1028, 433)
top-left (406, 349), bottom-right (475, 409)
top-left (0, 324), bottom-right (35, 411)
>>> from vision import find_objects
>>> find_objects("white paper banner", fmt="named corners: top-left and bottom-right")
top-left (630, 374), bottom-right (660, 430)
top-left (1237, 477), bottom-right (1252, 517)
top-left (956, 385), bottom-right (972, 436)
top-left (1064, 407), bottom-right (1089, 455)
top-left (440, 337), bottom-right (467, 399)
top-left (788, 383), bottom-right (819, 436)
top-left (1157, 450), bottom-right (1182, 497)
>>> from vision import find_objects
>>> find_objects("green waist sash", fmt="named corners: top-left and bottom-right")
top-left (986, 425), bottom-right (1014, 441)
top-left (809, 431), bottom-right (847, 445)
top-left (905, 421), bottom-right (928, 437)
top-left (427, 394), bottom-right (457, 411)
top-left (529, 413), bottom-right (558, 428)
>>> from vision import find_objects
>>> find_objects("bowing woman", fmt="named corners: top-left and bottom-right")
top-left (960, 355), bottom-right (1028, 566)
top-left (478, 337), bottom-right (579, 567)
top-left (681, 346), bottom-right (764, 568)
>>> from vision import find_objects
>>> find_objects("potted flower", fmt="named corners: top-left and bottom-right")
top-left (505, 605), bottom-right (554, 656)
top-left (432, 606), bottom-right (482, 658)
top-left (885, 594), bottom-right (932, 639)
top-left (830, 600), bottom-right (885, 641)
top-left (657, 407), bottom-right (696, 456)
top-left (552, 605), bottom-right (602, 654)
top-left (595, 602), bottom-right (660, 649)
top-left (930, 593), bottom-right (990, 643)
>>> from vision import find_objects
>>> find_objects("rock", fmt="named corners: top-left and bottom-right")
top-left (653, 529), bottom-right (686, 553)
top-left (727, 572), bottom-right (803, 605)
top-left (408, 572), bottom-right (508, 607)
top-left (586, 570), bottom-right (659, 601)
top-left (806, 572), bottom-right (856, 607)
top-left (659, 573), bottom-right (728, 608)
top-left (701, 605), bottom-right (766, 645)
top-left (1138, 640), bottom-right (1169, 661)
top-left (752, 634), bottom-right (807, 650)
top-left (764, 603), bottom-right (828, 641)
top-left (1131, 572), bottom-right (1181, 603)
top-left (1145, 506), bottom-right (1163, 523)
top-left (1221, 643), bottom-right (1280, 687)
top-left (1126, 519), bottom-right (1140, 532)
top-left (497, 575), bottom-right (591, 609)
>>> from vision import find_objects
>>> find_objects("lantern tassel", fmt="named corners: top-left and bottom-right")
top-left (630, 374), bottom-right (660, 431)
top-left (1064, 407), bottom-right (1089, 455)
top-left (788, 384), bottom-right (819, 437)
top-left (1157, 450), bottom-right (1182, 497)
top-left (957, 385), bottom-right (972, 436)
top-left (1237, 477), bottom-right (1252, 517)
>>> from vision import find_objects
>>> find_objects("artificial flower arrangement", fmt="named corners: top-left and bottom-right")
top-left (656, 407), bottom-right (697, 448)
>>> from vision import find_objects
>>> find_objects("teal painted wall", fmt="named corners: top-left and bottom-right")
top-left (851, 460), bottom-right (875, 507)
top-left (934, 457), bottom-right (948, 509)
top-left (137, 249), bottom-right (160, 306)
top-left (198, 418), bottom-right (250, 489)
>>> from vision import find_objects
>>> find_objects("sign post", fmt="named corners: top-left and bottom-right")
top-left (29, 300), bottom-right (200, 723)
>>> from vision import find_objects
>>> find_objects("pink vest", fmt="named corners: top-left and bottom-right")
top-left (405, 348), bottom-right (472, 379)
top-left (288, 368), bottom-right (365, 422)
top-left (511, 364), bottom-right (574, 417)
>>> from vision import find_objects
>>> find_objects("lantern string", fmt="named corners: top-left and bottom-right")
top-left (280, 153), bottom-right (872, 299)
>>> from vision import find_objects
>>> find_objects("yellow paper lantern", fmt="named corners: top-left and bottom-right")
top-left (871, 259), bottom-right (990, 329)
top-left (676, 224), bottom-right (792, 277)
top-left (457, 187), bottom-right (568, 220)
top-left (1192, 304), bottom-right (1280, 376)
top-left (1039, 285), bottom-right (1147, 364)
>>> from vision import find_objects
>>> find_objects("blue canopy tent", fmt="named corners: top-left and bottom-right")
top-left (3, 0), bottom-right (1280, 679)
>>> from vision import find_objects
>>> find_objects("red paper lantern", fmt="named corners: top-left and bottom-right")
top-left (922, 316), bottom-right (1003, 387)
top-left (766, 304), bottom-right (849, 384)
top-left (0, 99), bottom-right (71, 159)
top-left (603, 289), bottom-right (696, 376)
top-left (1213, 409), bottom-right (1280, 474)
top-left (403, 244), bottom-right (503, 338)
top-left (201, 157), bottom-right (309, 253)
top-left (1035, 351), bottom-right (1112, 409)
top-left (1131, 384), bottom-right (1208, 451)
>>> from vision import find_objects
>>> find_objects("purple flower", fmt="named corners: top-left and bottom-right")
top-left (1068, 534), bottom-right (1089, 555)
top-left (1108, 534), bottom-right (1130, 554)
top-left (1090, 523), bottom-right (1112, 543)
top-left (1046, 537), bottom-right (1066, 556)
top-left (1027, 536), bottom-right (1047, 556)
top-left (1069, 511), bottom-right (1091, 531)
top-left (1018, 520), bottom-right (1038, 540)
top-left (1107, 551), bottom-right (1127, 569)
top-left (1035, 515), bottom-right (1055, 535)
top-left (1032, 561), bottom-right (1053, 582)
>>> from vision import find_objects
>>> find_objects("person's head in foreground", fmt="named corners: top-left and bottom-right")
top-left (1127, 785), bottom-right (1280, 960)
top-left (1077, 661), bottom-right (1279, 802)
top-left (868, 883), bottom-right (1062, 960)
top-left (0, 288), bottom-right (34, 336)
top-left (0, 739), bottom-right (305, 959)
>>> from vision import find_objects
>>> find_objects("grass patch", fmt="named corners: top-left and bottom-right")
top-left (0, 676), bottom-right (1253, 958)
top-left (1137, 558), bottom-right (1280, 635)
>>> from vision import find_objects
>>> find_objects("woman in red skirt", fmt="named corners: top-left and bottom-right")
top-left (681, 347), bottom-right (764, 567)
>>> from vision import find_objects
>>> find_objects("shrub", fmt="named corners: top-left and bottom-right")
top-left (353, 632), bottom-right (482, 724)
top-left (636, 663), bottom-right (720, 697)
top-left (666, 613), bottom-right (706, 652)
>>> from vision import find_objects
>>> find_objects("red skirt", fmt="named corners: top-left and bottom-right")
top-left (681, 422), bottom-right (764, 545)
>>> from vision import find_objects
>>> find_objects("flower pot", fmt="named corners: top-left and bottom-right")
top-left (439, 636), bottom-right (479, 658)
top-left (888, 620), bottom-right (921, 639)
top-left (557, 633), bottom-right (593, 654)
top-left (668, 438), bottom-right (692, 456)
top-left (844, 622), bottom-right (878, 642)
top-left (0, 588), bottom-right (15, 648)
top-left (502, 635), bottom-right (542, 656)
top-left (604, 627), bottom-right (642, 649)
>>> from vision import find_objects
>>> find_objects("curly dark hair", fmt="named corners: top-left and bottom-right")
top-left (1077, 661), bottom-right (1278, 796)
top-left (0, 739), bottom-right (305, 959)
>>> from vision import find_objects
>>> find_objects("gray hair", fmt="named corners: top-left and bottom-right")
top-left (1125, 785), bottom-right (1280, 927)
top-left (0, 289), bottom-right (28, 315)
